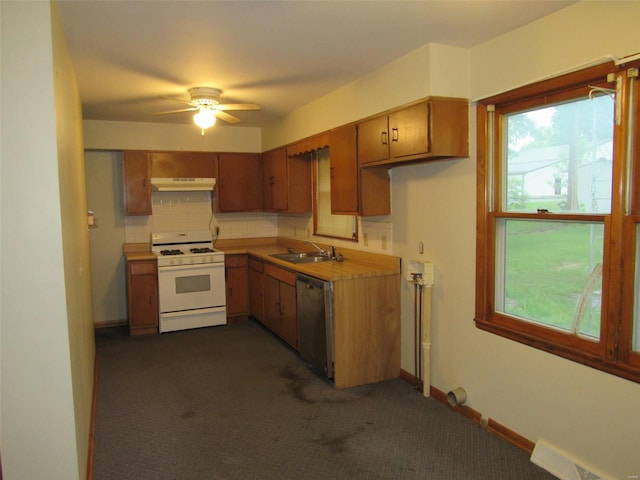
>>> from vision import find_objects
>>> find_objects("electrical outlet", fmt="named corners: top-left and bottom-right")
top-left (381, 235), bottom-right (387, 250)
top-left (363, 232), bottom-right (368, 246)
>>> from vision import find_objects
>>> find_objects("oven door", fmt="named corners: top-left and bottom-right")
top-left (158, 262), bottom-right (226, 313)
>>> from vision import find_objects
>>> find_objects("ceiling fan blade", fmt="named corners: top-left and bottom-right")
top-left (213, 110), bottom-right (242, 124)
top-left (153, 107), bottom-right (198, 115)
top-left (216, 103), bottom-right (261, 111)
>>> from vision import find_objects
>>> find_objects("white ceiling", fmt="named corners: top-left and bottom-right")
top-left (57, 0), bottom-right (576, 128)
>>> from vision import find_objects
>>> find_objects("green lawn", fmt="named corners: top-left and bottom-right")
top-left (501, 220), bottom-right (602, 338)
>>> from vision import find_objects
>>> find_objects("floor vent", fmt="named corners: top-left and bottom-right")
top-left (531, 440), bottom-right (605, 480)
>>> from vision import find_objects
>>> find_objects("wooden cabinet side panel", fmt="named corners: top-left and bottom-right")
top-left (359, 166), bottom-right (391, 217)
top-left (333, 274), bottom-right (401, 388)
top-left (429, 99), bottom-right (469, 158)
top-left (329, 125), bottom-right (359, 214)
top-left (216, 153), bottom-right (262, 212)
top-left (123, 151), bottom-right (152, 215)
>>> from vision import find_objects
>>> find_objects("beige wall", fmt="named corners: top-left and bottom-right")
top-left (83, 119), bottom-right (262, 152)
top-left (262, 43), bottom-right (469, 150)
top-left (263, 3), bottom-right (640, 478)
top-left (52, 2), bottom-right (96, 475)
top-left (0, 2), bottom-right (93, 479)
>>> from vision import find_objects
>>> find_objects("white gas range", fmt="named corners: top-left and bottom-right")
top-left (151, 231), bottom-right (226, 333)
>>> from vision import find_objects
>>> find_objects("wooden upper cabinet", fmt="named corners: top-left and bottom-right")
top-left (329, 125), bottom-right (359, 215)
top-left (123, 151), bottom-right (152, 215)
top-left (388, 102), bottom-right (430, 159)
top-left (215, 152), bottom-right (262, 212)
top-left (357, 97), bottom-right (468, 167)
top-left (262, 147), bottom-right (289, 211)
top-left (150, 151), bottom-right (217, 178)
top-left (262, 147), bottom-right (312, 214)
top-left (287, 132), bottom-right (330, 157)
top-left (357, 115), bottom-right (390, 166)
top-left (284, 153), bottom-right (312, 213)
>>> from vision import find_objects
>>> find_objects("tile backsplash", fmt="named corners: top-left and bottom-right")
top-left (124, 191), bottom-right (278, 243)
top-left (124, 191), bottom-right (392, 253)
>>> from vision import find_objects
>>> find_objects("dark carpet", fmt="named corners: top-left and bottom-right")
top-left (93, 320), bottom-right (555, 480)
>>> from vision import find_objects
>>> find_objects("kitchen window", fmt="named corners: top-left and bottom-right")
top-left (476, 60), bottom-right (640, 382)
top-left (313, 148), bottom-right (357, 241)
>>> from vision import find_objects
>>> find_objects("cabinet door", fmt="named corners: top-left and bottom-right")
top-left (225, 255), bottom-right (248, 318)
top-left (388, 102), bottom-right (430, 159)
top-left (127, 260), bottom-right (158, 334)
top-left (262, 148), bottom-right (288, 211)
top-left (279, 281), bottom-right (297, 349)
top-left (263, 273), bottom-right (281, 333)
top-left (285, 154), bottom-right (312, 213)
top-left (357, 115), bottom-right (389, 165)
top-left (150, 151), bottom-right (217, 178)
top-left (123, 151), bottom-right (152, 215)
top-left (216, 153), bottom-right (262, 212)
top-left (329, 125), bottom-right (358, 214)
top-left (248, 258), bottom-right (264, 323)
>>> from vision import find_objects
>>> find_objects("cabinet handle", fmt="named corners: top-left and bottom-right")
top-left (391, 128), bottom-right (399, 142)
top-left (381, 131), bottom-right (388, 145)
top-left (330, 167), bottom-right (334, 178)
top-left (149, 296), bottom-right (153, 305)
top-left (142, 178), bottom-right (147, 187)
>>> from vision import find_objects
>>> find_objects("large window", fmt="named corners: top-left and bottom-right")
top-left (476, 61), bottom-right (640, 382)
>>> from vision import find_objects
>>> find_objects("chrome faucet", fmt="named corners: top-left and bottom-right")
top-left (305, 241), bottom-right (328, 256)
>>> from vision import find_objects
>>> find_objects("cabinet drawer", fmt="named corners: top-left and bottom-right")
top-left (248, 257), bottom-right (263, 272)
top-left (129, 260), bottom-right (156, 275)
top-left (264, 263), bottom-right (296, 286)
top-left (225, 254), bottom-right (248, 267)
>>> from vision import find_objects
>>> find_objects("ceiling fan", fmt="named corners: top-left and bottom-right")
top-left (154, 87), bottom-right (260, 135)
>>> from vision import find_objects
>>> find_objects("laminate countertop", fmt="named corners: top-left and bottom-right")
top-left (218, 239), bottom-right (400, 282)
top-left (124, 238), bottom-right (400, 282)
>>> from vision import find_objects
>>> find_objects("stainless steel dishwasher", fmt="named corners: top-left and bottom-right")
top-left (296, 273), bottom-right (334, 379)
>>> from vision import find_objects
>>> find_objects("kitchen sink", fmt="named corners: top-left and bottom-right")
top-left (269, 252), bottom-right (332, 264)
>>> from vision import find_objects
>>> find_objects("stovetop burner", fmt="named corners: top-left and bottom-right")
top-left (160, 249), bottom-right (184, 256)
top-left (190, 247), bottom-right (215, 254)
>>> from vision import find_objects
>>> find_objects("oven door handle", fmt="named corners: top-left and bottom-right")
top-left (158, 262), bottom-right (224, 273)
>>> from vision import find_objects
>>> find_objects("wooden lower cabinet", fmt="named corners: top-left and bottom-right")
top-left (263, 263), bottom-right (297, 349)
top-left (225, 254), bottom-right (249, 320)
top-left (332, 274), bottom-right (401, 388)
top-left (248, 257), bottom-right (265, 323)
top-left (127, 259), bottom-right (158, 335)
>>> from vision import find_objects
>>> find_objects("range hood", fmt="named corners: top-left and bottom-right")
top-left (151, 177), bottom-right (216, 192)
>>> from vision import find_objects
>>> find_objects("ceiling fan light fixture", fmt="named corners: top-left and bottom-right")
top-left (193, 108), bottom-right (216, 135)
